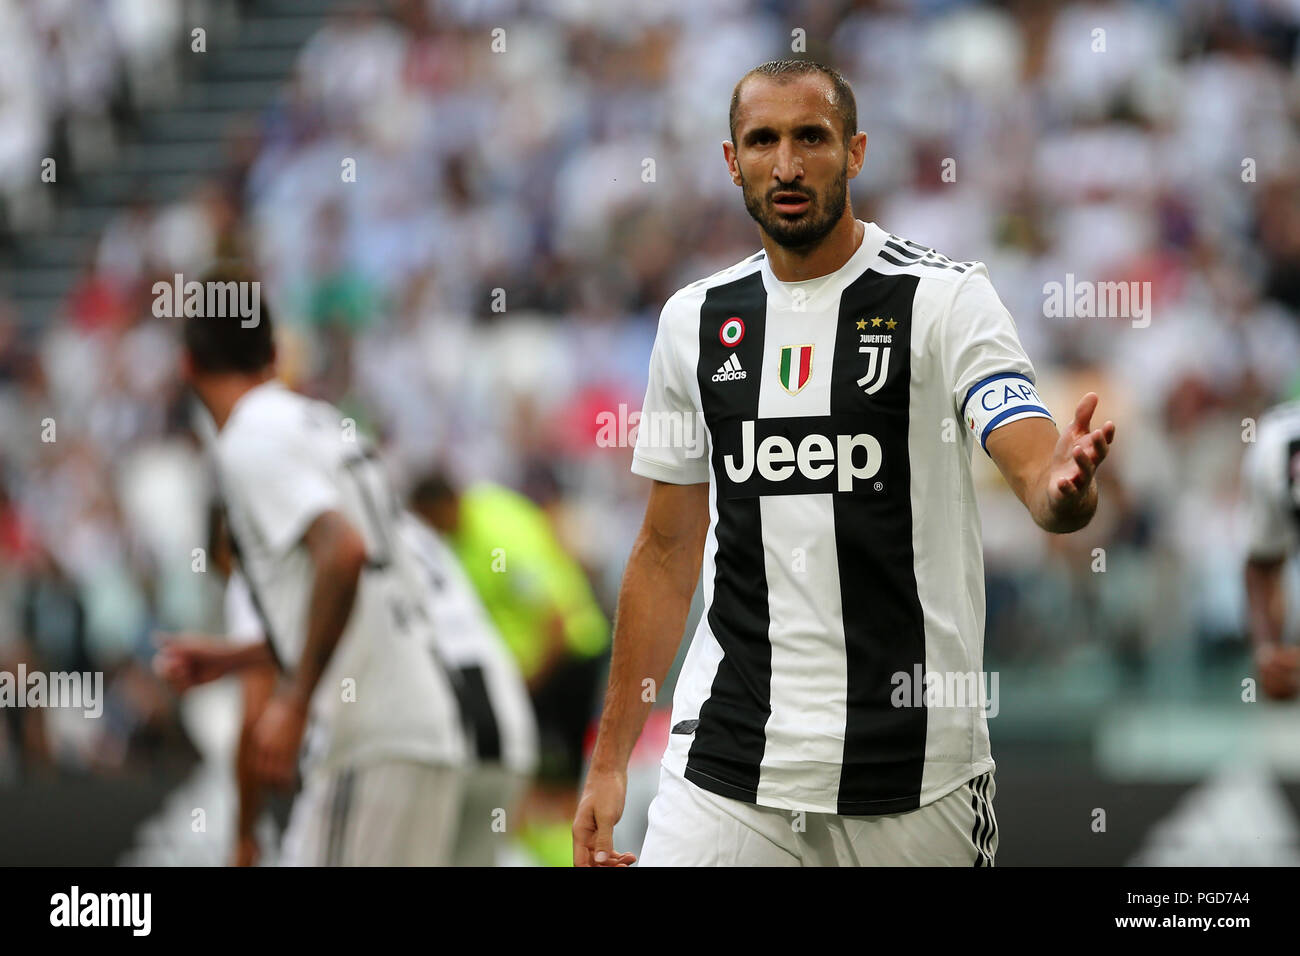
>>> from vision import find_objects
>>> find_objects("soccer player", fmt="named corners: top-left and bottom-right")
top-left (176, 264), bottom-right (467, 865)
top-left (1242, 399), bottom-right (1300, 700)
top-left (573, 60), bottom-right (1116, 867)
top-left (400, 502), bottom-right (538, 866)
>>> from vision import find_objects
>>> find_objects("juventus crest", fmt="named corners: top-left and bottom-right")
top-left (855, 315), bottom-right (898, 396)
top-left (857, 345), bottom-right (891, 395)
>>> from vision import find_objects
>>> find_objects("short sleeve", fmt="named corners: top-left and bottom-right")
top-left (223, 571), bottom-right (266, 647)
top-left (1241, 429), bottom-right (1297, 561)
top-left (941, 265), bottom-right (1054, 454)
top-left (630, 298), bottom-right (710, 484)
top-left (219, 427), bottom-right (341, 557)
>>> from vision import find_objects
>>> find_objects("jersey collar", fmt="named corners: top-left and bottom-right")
top-left (758, 220), bottom-right (890, 303)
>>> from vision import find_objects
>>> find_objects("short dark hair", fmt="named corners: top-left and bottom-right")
top-left (409, 472), bottom-right (458, 510)
top-left (181, 262), bottom-right (275, 374)
top-left (729, 59), bottom-right (857, 148)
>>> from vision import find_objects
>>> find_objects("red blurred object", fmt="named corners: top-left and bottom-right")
top-left (557, 383), bottom-right (640, 457)
top-left (65, 271), bottom-right (132, 332)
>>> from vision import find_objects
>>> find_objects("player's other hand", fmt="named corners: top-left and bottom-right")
top-left (1047, 392), bottom-right (1115, 508)
top-left (152, 634), bottom-right (234, 693)
top-left (573, 768), bottom-right (637, 867)
top-left (1257, 645), bottom-right (1300, 701)
top-left (251, 693), bottom-right (308, 789)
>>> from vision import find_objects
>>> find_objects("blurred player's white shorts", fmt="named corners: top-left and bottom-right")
top-left (449, 764), bottom-right (529, 867)
top-left (638, 766), bottom-right (997, 866)
top-left (280, 761), bottom-right (465, 866)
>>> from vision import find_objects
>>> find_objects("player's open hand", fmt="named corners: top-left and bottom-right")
top-left (152, 634), bottom-right (236, 693)
top-left (1046, 392), bottom-right (1115, 510)
top-left (251, 693), bottom-right (308, 789)
top-left (573, 769), bottom-right (637, 867)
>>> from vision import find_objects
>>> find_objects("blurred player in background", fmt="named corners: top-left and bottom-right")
top-left (400, 500), bottom-right (538, 866)
top-left (413, 474), bottom-right (607, 865)
top-left (1243, 399), bottom-right (1300, 701)
top-left (575, 60), bottom-right (1116, 867)
top-left (168, 263), bottom-right (467, 865)
top-left (160, 499), bottom-right (539, 867)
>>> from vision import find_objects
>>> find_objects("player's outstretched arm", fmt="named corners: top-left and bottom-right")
top-left (986, 392), bottom-right (1115, 534)
top-left (574, 479), bottom-right (710, 867)
top-left (252, 510), bottom-right (367, 787)
top-left (152, 634), bottom-right (274, 692)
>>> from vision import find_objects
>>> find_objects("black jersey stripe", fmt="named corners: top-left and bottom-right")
top-left (896, 235), bottom-right (974, 266)
top-left (969, 778), bottom-right (984, 866)
top-left (976, 772), bottom-right (996, 864)
top-left (451, 664), bottom-right (501, 762)
top-left (881, 244), bottom-right (970, 275)
top-left (831, 269), bottom-right (928, 815)
top-left (878, 248), bottom-right (966, 273)
top-left (685, 270), bottom-right (771, 803)
top-left (972, 773), bottom-right (992, 865)
top-left (983, 773), bottom-right (996, 861)
top-left (877, 249), bottom-right (922, 268)
top-left (884, 239), bottom-right (924, 260)
top-left (884, 238), bottom-right (971, 273)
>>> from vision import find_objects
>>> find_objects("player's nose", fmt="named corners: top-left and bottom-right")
top-left (771, 138), bottom-right (803, 182)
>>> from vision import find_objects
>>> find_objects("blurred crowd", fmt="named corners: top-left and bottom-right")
top-left (0, 0), bottom-right (248, 232)
top-left (2, 0), bottom-right (1300, 781)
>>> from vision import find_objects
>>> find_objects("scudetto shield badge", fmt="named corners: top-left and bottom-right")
top-left (778, 344), bottom-right (813, 394)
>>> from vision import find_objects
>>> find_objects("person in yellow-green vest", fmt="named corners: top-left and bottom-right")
top-left (409, 474), bottom-right (610, 794)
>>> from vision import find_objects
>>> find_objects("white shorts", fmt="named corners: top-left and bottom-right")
top-left (638, 766), bottom-right (997, 867)
top-left (280, 761), bottom-right (465, 866)
top-left (449, 764), bottom-right (530, 867)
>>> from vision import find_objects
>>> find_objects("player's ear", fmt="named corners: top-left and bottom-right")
top-left (722, 140), bottom-right (742, 186)
top-left (847, 131), bottom-right (867, 178)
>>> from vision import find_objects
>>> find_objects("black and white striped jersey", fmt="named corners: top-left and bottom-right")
top-left (631, 220), bottom-right (1053, 815)
top-left (1242, 399), bottom-right (1300, 562)
top-left (213, 382), bottom-right (467, 773)
top-left (399, 513), bottom-right (539, 776)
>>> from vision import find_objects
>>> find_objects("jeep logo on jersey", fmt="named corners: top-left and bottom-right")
top-left (719, 317), bottom-right (745, 346)
top-left (778, 344), bottom-right (813, 394)
top-left (719, 417), bottom-right (884, 497)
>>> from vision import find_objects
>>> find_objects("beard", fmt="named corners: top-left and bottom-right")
top-left (740, 159), bottom-right (849, 251)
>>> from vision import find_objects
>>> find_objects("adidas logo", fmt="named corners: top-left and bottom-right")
top-left (712, 354), bottom-right (747, 382)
